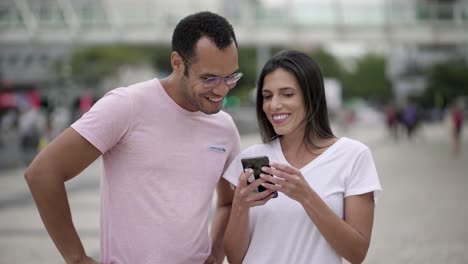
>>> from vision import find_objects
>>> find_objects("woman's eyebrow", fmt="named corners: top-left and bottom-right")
top-left (279, 87), bottom-right (294, 91)
top-left (263, 87), bottom-right (295, 92)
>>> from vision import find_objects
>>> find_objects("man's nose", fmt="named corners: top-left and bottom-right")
top-left (212, 82), bottom-right (230, 96)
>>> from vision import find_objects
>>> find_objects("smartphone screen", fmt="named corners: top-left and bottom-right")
top-left (241, 156), bottom-right (278, 198)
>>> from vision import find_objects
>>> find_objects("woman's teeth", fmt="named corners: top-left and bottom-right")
top-left (273, 114), bottom-right (289, 121)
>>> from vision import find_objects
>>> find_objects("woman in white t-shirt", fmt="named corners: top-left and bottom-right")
top-left (223, 50), bottom-right (381, 264)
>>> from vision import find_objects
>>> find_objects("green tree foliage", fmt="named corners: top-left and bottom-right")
top-left (232, 47), bottom-right (257, 100)
top-left (147, 45), bottom-right (172, 75)
top-left (70, 45), bottom-right (147, 86)
top-left (68, 44), bottom-right (393, 104)
top-left (424, 59), bottom-right (468, 106)
top-left (69, 45), bottom-right (258, 100)
top-left (309, 49), bottom-right (345, 80)
top-left (342, 54), bottom-right (391, 100)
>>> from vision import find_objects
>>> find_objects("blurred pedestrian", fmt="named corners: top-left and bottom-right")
top-left (25, 11), bottom-right (242, 264)
top-left (384, 103), bottom-right (398, 139)
top-left (18, 103), bottom-right (45, 156)
top-left (223, 50), bottom-right (381, 264)
top-left (402, 102), bottom-right (419, 139)
top-left (78, 93), bottom-right (93, 115)
top-left (50, 106), bottom-right (71, 138)
top-left (37, 116), bottom-right (54, 152)
top-left (451, 103), bottom-right (464, 157)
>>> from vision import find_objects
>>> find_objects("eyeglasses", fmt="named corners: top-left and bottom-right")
top-left (178, 53), bottom-right (243, 90)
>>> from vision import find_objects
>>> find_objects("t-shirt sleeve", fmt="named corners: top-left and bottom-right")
top-left (223, 152), bottom-right (244, 186)
top-left (345, 148), bottom-right (382, 204)
top-left (223, 118), bottom-right (241, 174)
top-left (71, 88), bottom-right (134, 154)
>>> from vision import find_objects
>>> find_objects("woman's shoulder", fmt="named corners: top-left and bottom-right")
top-left (336, 137), bottom-right (370, 153)
top-left (240, 140), bottom-right (277, 156)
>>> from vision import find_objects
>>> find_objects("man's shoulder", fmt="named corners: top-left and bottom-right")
top-left (204, 110), bottom-right (235, 127)
top-left (104, 78), bottom-right (159, 105)
top-left (120, 78), bottom-right (159, 94)
top-left (215, 110), bottom-right (234, 121)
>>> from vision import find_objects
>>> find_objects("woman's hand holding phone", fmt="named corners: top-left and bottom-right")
top-left (232, 169), bottom-right (276, 210)
top-left (259, 162), bottom-right (315, 203)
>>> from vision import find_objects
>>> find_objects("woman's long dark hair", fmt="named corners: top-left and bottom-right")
top-left (256, 50), bottom-right (334, 148)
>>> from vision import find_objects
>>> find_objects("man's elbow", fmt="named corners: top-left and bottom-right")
top-left (24, 159), bottom-right (56, 188)
top-left (24, 161), bottom-right (43, 187)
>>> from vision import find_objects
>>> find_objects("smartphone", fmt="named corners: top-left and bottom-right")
top-left (241, 156), bottom-right (278, 198)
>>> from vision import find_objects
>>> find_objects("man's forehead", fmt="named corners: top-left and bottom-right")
top-left (194, 37), bottom-right (237, 59)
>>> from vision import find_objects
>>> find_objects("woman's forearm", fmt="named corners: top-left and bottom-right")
top-left (300, 192), bottom-right (373, 264)
top-left (223, 202), bottom-right (250, 264)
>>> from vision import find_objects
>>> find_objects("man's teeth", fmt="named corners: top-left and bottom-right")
top-left (273, 114), bottom-right (289, 121)
top-left (208, 97), bottom-right (223, 102)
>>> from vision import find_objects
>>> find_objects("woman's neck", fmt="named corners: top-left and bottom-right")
top-left (279, 130), bottom-right (337, 169)
top-left (280, 133), bottom-right (305, 155)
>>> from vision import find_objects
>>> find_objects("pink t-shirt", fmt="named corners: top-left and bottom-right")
top-left (71, 78), bottom-right (240, 264)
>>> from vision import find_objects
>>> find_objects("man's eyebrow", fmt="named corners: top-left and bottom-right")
top-left (199, 68), bottom-right (240, 78)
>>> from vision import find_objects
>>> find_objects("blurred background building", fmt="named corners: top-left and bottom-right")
top-left (1, 2), bottom-right (468, 263)
top-left (1, 0), bottom-right (468, 167)
top-left (1, 0), bottom-right (467, 97)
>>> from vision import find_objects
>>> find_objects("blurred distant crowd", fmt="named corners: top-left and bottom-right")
top-left (0, 85), bottom-right (466, 166)
top-left (0, 86), bottom-right (95, 164)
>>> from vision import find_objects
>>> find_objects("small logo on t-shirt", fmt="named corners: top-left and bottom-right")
top-left (208, 145), bottom-right (226, 153)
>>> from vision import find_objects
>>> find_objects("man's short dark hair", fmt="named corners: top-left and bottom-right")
top-left (172, 11), bottom-right (237, 63)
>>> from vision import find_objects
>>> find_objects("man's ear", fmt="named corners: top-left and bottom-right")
top-left (171, 51), bottom-right (184, 72)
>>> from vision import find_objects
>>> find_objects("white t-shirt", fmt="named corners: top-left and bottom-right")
top-left (223, 137), bottom-right (381, 264)
top-left (72, 78), bottom-right (241, 264)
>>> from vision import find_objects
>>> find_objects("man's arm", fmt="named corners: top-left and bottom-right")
top-left (24, 128), bottom-right (102, 264)
top-left (208, 177), bottom-right (235, 263)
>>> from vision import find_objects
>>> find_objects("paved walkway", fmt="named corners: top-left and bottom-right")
top-left (0, 122), bottom-right (467, 263)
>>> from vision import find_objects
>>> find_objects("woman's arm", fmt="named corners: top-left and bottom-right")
top-left (223, 197), bottom-right (250, 264)
top-left (261, 163), bottom-right (375, 264)
top-left (209, 178), bottom-right (235, 263)
top-left (223, 170), bottom-right (275, 264)
top-left (302, 191), bottom-right (374, 264)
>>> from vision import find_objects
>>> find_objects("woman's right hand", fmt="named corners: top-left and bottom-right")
top-left (233, 169), bottom-right (275, 210)
top-left (225, 169), bottom-right (270, 263)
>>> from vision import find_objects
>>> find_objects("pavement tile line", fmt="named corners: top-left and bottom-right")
top-left (1, 123), bottom-right (467, 264)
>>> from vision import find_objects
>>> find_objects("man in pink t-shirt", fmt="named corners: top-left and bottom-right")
top-left (25, 11), bottom-right (242, 264)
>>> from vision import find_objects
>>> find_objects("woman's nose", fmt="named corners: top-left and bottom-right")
top-left (270, 96), bottom-right (282, 110)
